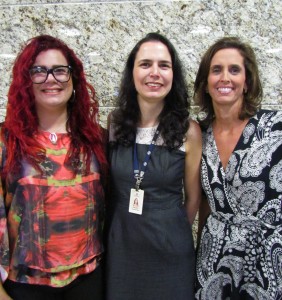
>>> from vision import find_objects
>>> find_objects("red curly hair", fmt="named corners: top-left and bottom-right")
top-left (2, 35), bottom-right (107, 179)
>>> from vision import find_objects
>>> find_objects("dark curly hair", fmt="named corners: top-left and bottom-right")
top-left (194, 36), bottom-right (263, 128)
top-left (112, 32), bottom-right (190, 149)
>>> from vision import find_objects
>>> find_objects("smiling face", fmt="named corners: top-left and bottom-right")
top-left (207, 48), bottom-right (247, 111)
top-left (32, 49), bottom-right (73, 114)
top-left (133, 41), bottom-right (173, 107)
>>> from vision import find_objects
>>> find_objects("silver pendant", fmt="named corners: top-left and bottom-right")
top-left (49, 132), bottom-right (58, 144)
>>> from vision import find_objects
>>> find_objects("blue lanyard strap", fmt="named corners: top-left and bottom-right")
top-left (133, 126), bottom-right (160, 190)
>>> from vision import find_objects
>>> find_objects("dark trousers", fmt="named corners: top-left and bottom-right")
top-left (4, 265), bottom-right (104, 300)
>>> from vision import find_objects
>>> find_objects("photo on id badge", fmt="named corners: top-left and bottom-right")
top-left (129, 188), bottom-right (144, 215)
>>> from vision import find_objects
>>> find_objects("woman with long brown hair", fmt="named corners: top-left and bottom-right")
top-left (195, 36), bottom-right (282, 300)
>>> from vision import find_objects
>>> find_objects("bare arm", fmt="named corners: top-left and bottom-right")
top-left (184, 120), bottom-right (202, 225)
top-left (0, 282), bottom-right (12, 300)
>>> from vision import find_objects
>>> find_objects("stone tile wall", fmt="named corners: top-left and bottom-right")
top-left (1, 0), bottom-right (281, 125)
top-left (0, 0), bottom-right (281, 240)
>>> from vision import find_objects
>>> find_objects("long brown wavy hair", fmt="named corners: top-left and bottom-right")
top-left (194, 36), bottom-right (263, 128)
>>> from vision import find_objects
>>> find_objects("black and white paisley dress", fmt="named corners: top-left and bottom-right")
top-left (196, 110), bottom-right (282, 300)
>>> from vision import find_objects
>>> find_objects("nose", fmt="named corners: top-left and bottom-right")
top-left (149, 64), bottom-right (160, 77)
top-left (220, 70), bottom-right (230, 83)
top-left (45, 70), bottom-right (57, 82)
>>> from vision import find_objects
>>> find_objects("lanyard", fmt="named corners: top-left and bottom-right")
top-left (133, 126), bottom-right (160, 190)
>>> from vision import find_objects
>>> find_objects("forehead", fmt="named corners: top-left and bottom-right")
top-left (34, 49), bottom-right (68, 66)
top-left (211, 48), bottom-right (244, 65)
top-left (135, 41), bottom-right (171, 61)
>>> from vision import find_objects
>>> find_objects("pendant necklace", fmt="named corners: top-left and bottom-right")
top-left (49, 132), bottom-right (58, 144)
top-left (39, 121), bottom-right (68, 145)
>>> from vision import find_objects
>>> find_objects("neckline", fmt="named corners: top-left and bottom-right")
top-left (38, 130), bottom-right (69, 146)
top-left (39, 129), bottom-right (68, 134)
top-left (136, 125), bottom-right (160, 145)
top-left (38, 118), bottom-right (69, 135)
top-left (137, 125), bottom-right (158, 130)
top-left (210, 116), bottom-right (253, 172)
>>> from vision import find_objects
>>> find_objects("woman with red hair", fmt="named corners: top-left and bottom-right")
top-left (0, 35), bottom-right (107, 299)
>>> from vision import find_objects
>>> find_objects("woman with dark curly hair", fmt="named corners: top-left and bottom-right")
top-left (0, 35), bottom-right (107, 300)
top-left (105, 32), bottom-right (202, 299)
top-left (194, 36), bottom-right (282, 300)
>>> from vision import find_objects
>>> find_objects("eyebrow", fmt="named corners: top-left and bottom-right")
top-left (210, 63), bottom-right (242, 68)
top-left (32, 64), bottom-right (68, 68)
top-left (229, 64), bottom-right (242, 68)
top-left (159, 60), bottom-right (172, 65)
top-left (138, 59), bottom-right (172, 64)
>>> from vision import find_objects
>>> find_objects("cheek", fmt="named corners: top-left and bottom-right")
top-left (32, 85), bottom-right (40, 98)
top-left (132, 66), bottom-right (140, 79)
top-left (66, 81), bottom-right (73, 96)
top-left (133, 72), bottom-right (143, 92)
top-left (168, 80), bottom-right (173, 91)
top-left (207, 75), bottom-right (214, 85)
top-left (206, 80), bottom-right (212, 92)
top-left (165, 72), bottom-right (173, 86)
top-left (132, 71), bottom-right (138, 86)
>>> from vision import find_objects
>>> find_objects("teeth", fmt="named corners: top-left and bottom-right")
top-left (44, 89), bottom-right (59, 92)
top-left (218, 87), bottom-right (232, 93)
top-left (147, 83), bottom-right (161, 87)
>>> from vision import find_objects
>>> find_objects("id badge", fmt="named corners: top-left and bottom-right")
top-left (129, 188), bottom-right (144, 215)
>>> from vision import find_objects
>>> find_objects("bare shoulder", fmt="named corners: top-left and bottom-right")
top-left (186, 119), bottom-right (202, 142)
top-left (184, 119), bottom-right (202, 166)
top-left (183, 119), bottom-right (202, 154)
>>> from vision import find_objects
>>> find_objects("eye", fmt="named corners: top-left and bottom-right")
top-left (230, 66), bottom-right (241, 74)
top-left (159, 63), bottom-right (171, 69)
top-left (210, 66), bottom-right (221, 74)
top-left (30, 66), bottom-right (46, 75)
top-left (53, 66), bottom-right (69, 75)
top-left (139, 62), bottom-right (150, 68)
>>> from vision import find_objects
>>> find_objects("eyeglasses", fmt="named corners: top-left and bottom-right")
top-left (29, 65), bottom-right (72, 84)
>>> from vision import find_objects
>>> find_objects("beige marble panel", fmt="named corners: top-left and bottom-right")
top-left (0, 0), bottom-right (281, 126)
top-left (0, 0), bottom-right (281, 245)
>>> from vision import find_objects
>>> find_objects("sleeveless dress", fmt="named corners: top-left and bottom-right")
top-left (196, 110), bottom-right (282, 300)
top-left (106, 126), bottom-right (195, 300)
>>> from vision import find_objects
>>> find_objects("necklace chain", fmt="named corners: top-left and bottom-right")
top-left (39, 121), bottom-right (68, 145)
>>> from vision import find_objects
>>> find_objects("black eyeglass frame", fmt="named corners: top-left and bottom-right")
top-left (29, 65), bottom-right (73, 84)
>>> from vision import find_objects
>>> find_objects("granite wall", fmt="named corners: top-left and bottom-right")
top-left (0, 0), bottom-right (281, 240)
top-left (0, 0), bottom-right (281, 127)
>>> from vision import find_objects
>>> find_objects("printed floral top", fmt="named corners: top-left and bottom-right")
top-left (0, 131), bottom-right (104, 287)
top-left (196, 110), bottom-right (282, 299)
